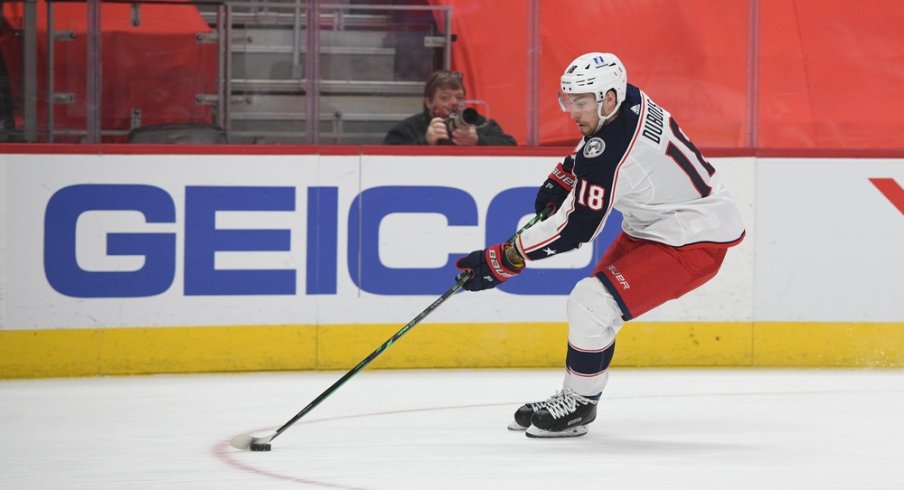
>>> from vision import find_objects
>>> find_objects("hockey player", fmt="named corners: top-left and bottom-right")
top-left (454, 52), bottom-right (746, 438)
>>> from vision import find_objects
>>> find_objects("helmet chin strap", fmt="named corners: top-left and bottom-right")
top-left (595, 98), bottom-right (622, 132)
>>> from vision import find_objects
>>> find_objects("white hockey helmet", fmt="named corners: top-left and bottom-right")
top-left (559, 52), bottom-right (627, 124)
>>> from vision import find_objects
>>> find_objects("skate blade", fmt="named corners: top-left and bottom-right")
top-left (525, 425), bottom-right (589, 438)
top-left (507, 421), bottom-right (528, 431)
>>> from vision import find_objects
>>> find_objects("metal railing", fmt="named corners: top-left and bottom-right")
top-left (5, 0), bottom-right (452, 144)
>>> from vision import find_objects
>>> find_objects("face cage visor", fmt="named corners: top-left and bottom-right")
top-left (558, 90), bottom-right (600, 114)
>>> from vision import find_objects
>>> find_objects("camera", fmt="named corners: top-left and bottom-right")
top-left (444, 108), bottom-right (479, 134)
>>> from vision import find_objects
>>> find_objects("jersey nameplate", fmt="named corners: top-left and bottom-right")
top-left (641, 97), bottom-right (665, 145)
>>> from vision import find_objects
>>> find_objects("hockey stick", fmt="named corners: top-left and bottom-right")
top-left (230, 208), bottom-right (548, 451)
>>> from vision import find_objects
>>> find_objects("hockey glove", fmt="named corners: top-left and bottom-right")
top-left (455, 243), bottom-right (524, 292)
top-left (534, 155), bottom-right (576, 216)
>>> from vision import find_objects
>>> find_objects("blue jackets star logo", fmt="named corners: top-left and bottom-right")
top-left (543, 247), bottom-right (557, 256)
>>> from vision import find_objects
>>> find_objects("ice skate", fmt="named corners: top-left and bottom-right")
top-left (524, 388), bottom-right (598, 438)
top-left (507, 397), bottom-right (553, 431)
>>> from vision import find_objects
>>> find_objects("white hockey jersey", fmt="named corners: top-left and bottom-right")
top-left (517, 85), bottom-right (745, 262)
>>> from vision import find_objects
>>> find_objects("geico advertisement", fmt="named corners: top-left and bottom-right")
top-left (2, 154), bottom-right (754, 329)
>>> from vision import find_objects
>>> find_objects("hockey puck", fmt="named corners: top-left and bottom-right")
top-left (250, 442), bottom-right (272, 452)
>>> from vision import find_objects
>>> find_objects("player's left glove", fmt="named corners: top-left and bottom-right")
top-left (455, 243), bottom-right (524, 291)
top-left (534, 155), bottom-right (576, 217)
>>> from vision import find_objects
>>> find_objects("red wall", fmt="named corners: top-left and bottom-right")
top-left (1, 2), bottom-right (216, 141)
top-left (4, 1), bottom-right (902, 149)
top-left (435, 0), bottom-right (904, 149)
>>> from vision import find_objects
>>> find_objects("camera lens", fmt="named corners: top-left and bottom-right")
top-left (445, 108), bottom-right (479, 131)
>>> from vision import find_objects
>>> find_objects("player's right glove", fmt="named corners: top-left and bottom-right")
top-left (534, 155), bottom-right (576, 216)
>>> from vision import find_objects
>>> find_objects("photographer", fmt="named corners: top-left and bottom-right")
top-left (383, 70), bottom-right (517, 146)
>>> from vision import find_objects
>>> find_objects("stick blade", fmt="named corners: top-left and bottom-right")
top-left (230, 433), bottom-right (273, 451)
top-left (230, 433), bottom-right (253, 450)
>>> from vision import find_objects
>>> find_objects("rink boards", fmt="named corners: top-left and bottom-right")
top-left (1, 149), bottom-right (902, 377)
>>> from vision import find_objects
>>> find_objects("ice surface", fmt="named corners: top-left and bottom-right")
top-left (1, 369), bottom-right (902, 489)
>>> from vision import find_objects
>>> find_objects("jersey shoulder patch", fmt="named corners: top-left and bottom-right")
top-left (583, 137), bottom-right (606, 158)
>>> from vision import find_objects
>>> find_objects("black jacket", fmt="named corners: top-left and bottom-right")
top-left (383, 108), bottom-right (517, 145)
